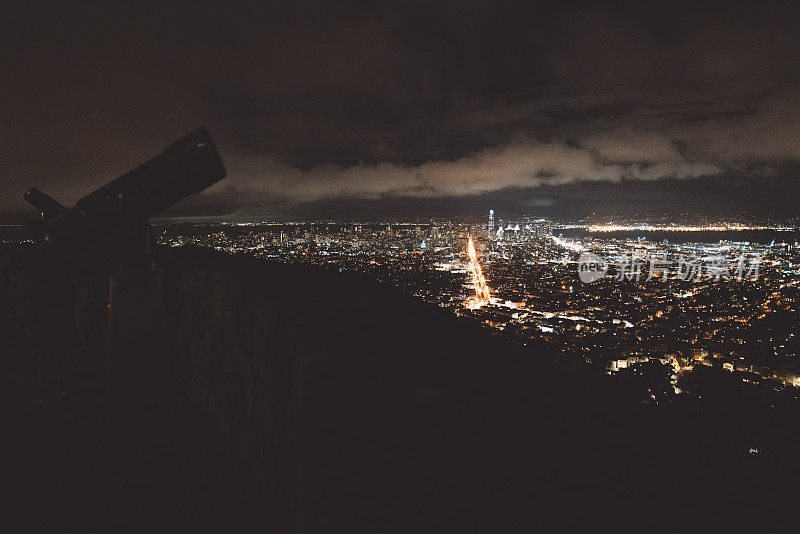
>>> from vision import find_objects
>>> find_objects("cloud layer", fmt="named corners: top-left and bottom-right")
top-left (215, 132), bottom-right (722, 202)
top-left (2, 1), bottom-right (800, 219)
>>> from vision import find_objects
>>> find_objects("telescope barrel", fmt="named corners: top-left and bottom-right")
top-left (75, 127), bottom-right (226, 218)
top-left (24, 187), bottom-right (67, 221)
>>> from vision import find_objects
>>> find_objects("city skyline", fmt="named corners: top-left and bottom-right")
top-left (153, 214), bottom-right (800, 399)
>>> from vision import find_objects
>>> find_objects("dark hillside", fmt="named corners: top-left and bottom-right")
top-left (1, 244), bottom-right (797, 532)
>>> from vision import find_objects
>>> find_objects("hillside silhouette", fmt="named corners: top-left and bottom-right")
top-left (1, 244), bottom-right (797, 532)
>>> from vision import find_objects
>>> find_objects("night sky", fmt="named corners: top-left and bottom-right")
top-left (3, 0), bottom-right (800, 222)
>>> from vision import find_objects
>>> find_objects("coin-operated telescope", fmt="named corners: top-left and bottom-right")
top-left (24, 128), bottom-right (227, 506)
top-left (23, 126), bottom-right (227, 367)
top-left (25, 127), bottom-right (226, 271)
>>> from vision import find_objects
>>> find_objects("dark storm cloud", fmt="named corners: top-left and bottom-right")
top-left (2, 0), bottom-right (800, 220)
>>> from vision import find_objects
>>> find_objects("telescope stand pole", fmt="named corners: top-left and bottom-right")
top-left (106, 267), bottom-right (174, 529)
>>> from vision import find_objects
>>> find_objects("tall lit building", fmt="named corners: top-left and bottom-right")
top-left (488, 210), bottom-right (495, 232)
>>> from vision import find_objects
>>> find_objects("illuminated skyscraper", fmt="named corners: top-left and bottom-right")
top-left (488, 210), bottom-right (495, 231)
